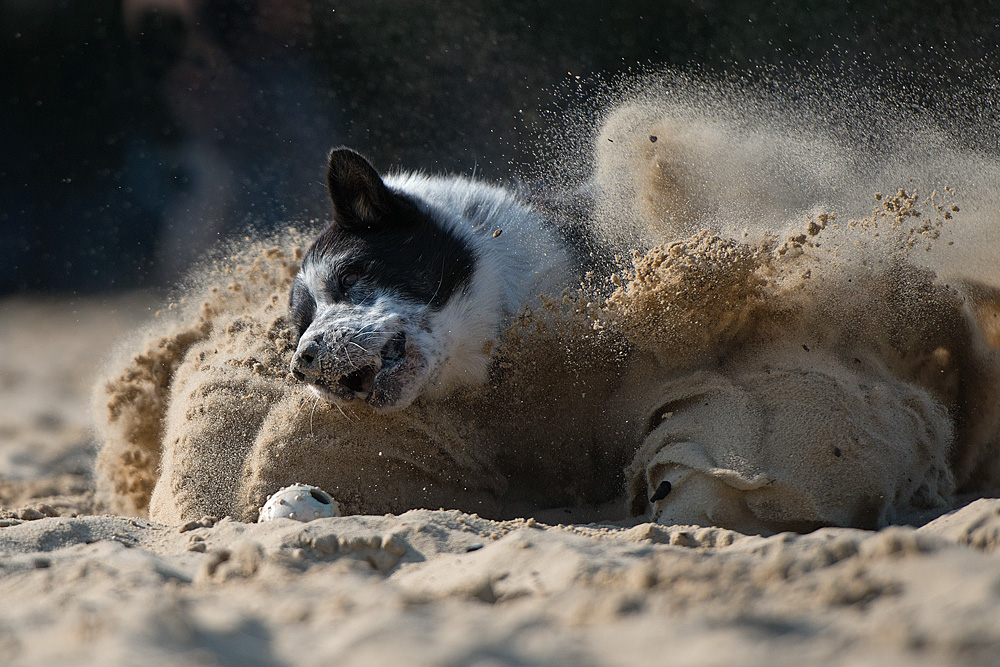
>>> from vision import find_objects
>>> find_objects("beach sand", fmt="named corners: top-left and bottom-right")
top-left (6, 79), bottom-right (1000, 664)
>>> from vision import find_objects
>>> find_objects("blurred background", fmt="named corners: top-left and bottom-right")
top-left (2, 0), bottom-right (998, 294)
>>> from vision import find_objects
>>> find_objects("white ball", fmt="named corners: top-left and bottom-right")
top-left (258, 483), bottom-right (340, 523)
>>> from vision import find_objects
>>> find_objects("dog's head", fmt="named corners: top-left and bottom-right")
top-left (288, 148), bottom-right (475, 411)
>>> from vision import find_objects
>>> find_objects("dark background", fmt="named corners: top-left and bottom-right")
top-left (2, 0), bottom-right (997, 293)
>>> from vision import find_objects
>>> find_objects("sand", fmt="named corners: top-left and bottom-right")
top-left (5, 356), bottom-right (1000, 667)
top-left (2, 498), bottom-right (1000, 666)
top-left (5, 75), bottom-right (1000, 664)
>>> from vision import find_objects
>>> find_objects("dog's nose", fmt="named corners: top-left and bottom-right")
top-left (297, 340), bottom-right (321, 366)
top-left (290, 339), bottom-right (322, 379)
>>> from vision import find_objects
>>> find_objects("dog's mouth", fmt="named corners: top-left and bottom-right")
top-left (338, 365), bottom-right (376, 395)
top-left (336, 332), bottom-right (407, 399)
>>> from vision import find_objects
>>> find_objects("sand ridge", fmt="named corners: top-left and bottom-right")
top-left (2, 500), bottom-right (1000, 665)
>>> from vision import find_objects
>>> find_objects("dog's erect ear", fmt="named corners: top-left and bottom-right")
top-left (326, 148), bottom-right (394, 229)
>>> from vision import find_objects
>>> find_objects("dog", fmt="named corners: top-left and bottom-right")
top-left (288, 148), bottom-right (573, 411)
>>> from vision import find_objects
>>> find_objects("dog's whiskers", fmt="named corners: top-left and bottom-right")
top-left (331, 398), bottom-right (353, 422)
top-left (347, 341), bottom-right (369, 354)
top-left (293, 394), bottom-right (309, 419)
top-left (309, 395), bottom-right (319, 436)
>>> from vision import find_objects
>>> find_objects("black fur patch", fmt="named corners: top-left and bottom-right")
top-left (303, 202), bottom-right (475, 308)
top-left (292, 149), bottom-right (475, 333)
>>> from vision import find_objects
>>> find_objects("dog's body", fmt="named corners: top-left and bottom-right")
top-left (289, 149), bottom-right (573, 410)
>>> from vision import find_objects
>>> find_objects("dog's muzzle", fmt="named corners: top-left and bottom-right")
top-left (290, 331), bottom-right (409, 406)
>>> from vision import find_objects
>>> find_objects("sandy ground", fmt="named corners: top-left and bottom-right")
top-left (0, 294), bottom-right (998, 666)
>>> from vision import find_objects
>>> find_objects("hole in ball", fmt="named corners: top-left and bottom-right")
top-left (310, 489), bottom-right (332, 504)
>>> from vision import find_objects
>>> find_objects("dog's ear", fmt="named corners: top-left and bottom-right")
top-left (326, 148), bottom-right (394, 230)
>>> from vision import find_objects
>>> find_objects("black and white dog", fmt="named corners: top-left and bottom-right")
top-left (288, 148), bottom-right (573, 410)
